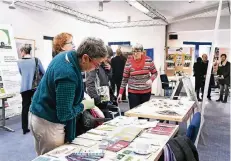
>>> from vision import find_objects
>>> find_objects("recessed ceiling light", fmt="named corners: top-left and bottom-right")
top-left (128, 1), bottom-right (149, 13)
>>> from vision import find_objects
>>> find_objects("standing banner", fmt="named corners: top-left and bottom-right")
top-left (0, 24), bottom-right (22, 118)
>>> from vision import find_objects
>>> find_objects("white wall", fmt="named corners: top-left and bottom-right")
top-left (167, 16), bottom-right (230, 48)
top-left (168, 16), bottom-right (230, 32)
top-left (108, 27), bottom-right (166, 95)
top-left (167, 29), bottom-right (230, 48)
top-left (0, 4), bottom-right (108, 69)
top-left (0, 3), bottom-right (166, 95)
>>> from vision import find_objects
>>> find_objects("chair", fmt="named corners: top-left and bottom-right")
top-left (160, 74), bottom-right (175, 97)
top-left (186, 112), bottom-right (201, 144)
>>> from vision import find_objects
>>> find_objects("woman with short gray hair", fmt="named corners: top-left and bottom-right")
top-left (30, 37), bottom-right (107, 155)
top-left (17, 44), bottom-right (45, 135)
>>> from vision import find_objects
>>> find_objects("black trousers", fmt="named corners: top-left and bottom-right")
top-left (21, 90), bottom-right (34, 131)
top-left (128, 92), bottom-right (151, 109)
top-left (201, 84), bottom-right (212, 98)
top-left (115, 81), bottom-right (126, 100)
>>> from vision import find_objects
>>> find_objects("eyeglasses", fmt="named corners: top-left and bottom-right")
top-left (88, 56), bottom-right (100, 69)
top-left (65, 41), bottom-right (74, 46)
top-left (133, 49), bottom-right (142, 53)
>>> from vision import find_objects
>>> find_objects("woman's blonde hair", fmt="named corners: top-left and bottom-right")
top-left (116, 48), bottom-right (122, 56)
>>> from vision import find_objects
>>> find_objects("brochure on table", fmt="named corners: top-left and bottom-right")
top-left (0, 24), bottom-right (22, 118)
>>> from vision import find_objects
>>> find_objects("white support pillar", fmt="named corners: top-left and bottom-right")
top-left (196, 0), bottom-right (223, 146)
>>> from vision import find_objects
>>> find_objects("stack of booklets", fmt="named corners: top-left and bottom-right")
top-left (46, 145), bottom-right (79, 158)
top-left (115, 149), bottom-right (151, 161)
top-left (78, 133), bottom-right (103, 141)
top-left (113, 126), bottom-right (143, 142)
top-left (95, 125), bottom-right (117, 131)
top-left (146, 124), bottom-right (175, 136)
top-left (106, 140), bottom-right (130, 152)
top-left (72, 138), bottom-right (97, 147)
top-left (32, 156), bottom-right (63, 161)
top-left (65, 150), bottom-right (105, 161)
top-left (87, 129), bottom-right (110, 136)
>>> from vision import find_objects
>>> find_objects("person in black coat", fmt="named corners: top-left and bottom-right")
top-left (201, 54), bottom-right (215, 100)
top-left (111, 48), bottom-right (127, 101)
top-left (216, 54), bottom-right (230, 103)
top-left (193, 57), bottom-right (203, 101)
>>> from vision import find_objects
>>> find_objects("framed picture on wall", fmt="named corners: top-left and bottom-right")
top-left (15, 38), bottom-right (35, 59)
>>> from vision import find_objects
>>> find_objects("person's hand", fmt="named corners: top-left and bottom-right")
top-left (117, 94), bottom-right (122, 104)
top-left (105, 63), bottom-right (111, 70)
top-left (146, 79), bottom-right (153, 85)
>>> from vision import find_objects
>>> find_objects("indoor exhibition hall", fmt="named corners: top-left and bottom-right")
top-left (0, 0), bottom-right (230, 161)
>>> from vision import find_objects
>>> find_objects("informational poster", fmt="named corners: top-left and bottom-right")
top-left (0, 24), bottom-right (22, 118)
top-left (213, 47), bottom-right (230, 73)
top-left (165, 47), bottom-right (194, 76)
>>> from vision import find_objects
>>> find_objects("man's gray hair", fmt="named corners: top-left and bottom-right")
top-left (106, 45), bottom-right (113, 57)
top-left (77, 37), bottom-right (108, 59)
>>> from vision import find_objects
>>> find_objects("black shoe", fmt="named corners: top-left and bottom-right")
top-left (222, 100), bottom-right (227, 103)
top-left (23, 129), bottom-right (30, 135)
top-left (207, 97), bottom-right (212, 101)
top-left (222, 96), bottom-right (228, 103)
top-left (197, 98), bottom-right (202, 102)
top-left (216, 99), bottom-right (221, 102)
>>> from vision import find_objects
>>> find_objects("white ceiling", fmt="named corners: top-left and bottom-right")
top-left (56, 1), bottom-right (152, 22)
top-left (5, 0), bottom-right (230, 25)
top-left (53, 0), bottom-right (230, 23)
top-left (146, 1), bottom-right (221, 19)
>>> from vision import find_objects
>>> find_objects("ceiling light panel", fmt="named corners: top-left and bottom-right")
top-left (128, 1), bottom-right (149, 13)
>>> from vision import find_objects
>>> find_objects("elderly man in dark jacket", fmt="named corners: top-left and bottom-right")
top-left (201, 54), bottom-right (215, 100)
top-left (216, 54), bottom-right (230, 103)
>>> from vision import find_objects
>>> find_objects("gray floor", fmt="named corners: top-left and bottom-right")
top-left (0, 96), bottom-right (230, 161)
top-left (197, 95), bottom-right (230, 161)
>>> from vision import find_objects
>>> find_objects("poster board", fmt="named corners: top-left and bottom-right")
top-left (165, 47), bottom-right (194, 76)
top-left (0, 24), bottom-right (22, 118)
top-left (213, 47), bottom-right (230, 73)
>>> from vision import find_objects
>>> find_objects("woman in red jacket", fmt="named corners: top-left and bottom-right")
top-left (117, 44), bottom-right (158, 109)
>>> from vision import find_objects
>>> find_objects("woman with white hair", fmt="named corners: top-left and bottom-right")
top-left (17, 45), bottom-right (45, 135)
top-left (30, 37), bottom-right (107, 155)
top-left (117, 44), bottom-right (158, 109)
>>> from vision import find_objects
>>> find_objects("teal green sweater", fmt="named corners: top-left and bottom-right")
top-left (30, 51), bottom-right (84, 142)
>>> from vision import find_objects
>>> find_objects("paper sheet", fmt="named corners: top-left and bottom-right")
top-left (47, 145), bottom-right (77, 158)
top-left (72, 138), bottom-right (97, 147)
top-left (87, 129), bottom-right (110, 136)
top-left (78, 133), bottom-right (103, 141)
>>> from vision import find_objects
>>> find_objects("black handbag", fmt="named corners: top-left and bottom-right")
top-left (75, 110), bottom-right (111, 136)
top-left (32, 57), bottom-right (43, 89)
